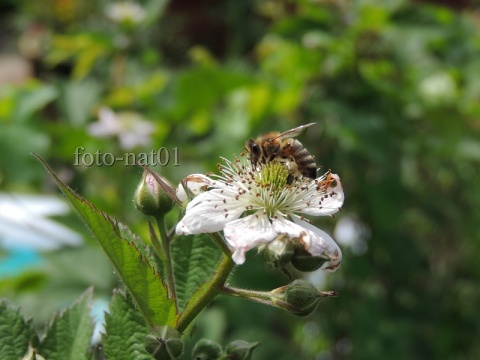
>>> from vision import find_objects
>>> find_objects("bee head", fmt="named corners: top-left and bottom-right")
top-left (245, 139), bottom-right (261, 164)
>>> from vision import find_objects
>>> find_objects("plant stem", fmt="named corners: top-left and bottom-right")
top-left (221, 285), bottom-right (301, 313)
top-left (220, 286), bottom-right (275, 306)
top-left (208, 231), bottom-right (232, 256)
top-left (176, 254), bottom-right (235, 333)
top-left (155, 215), bottom-right (176, 300)
top-left (148, 221), bottom-right (166, 261)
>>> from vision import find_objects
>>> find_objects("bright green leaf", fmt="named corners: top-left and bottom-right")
top-left (0, 299), bottom-right (39, 359)
top-left (40, 288), bottom-right (94, 360)
top-left (34, 154), bottom-right (178, 327)
top-left (171, 235), bottom-right (222, 310)
top-left (13, 84), bottom-right (58, 123)
top-left (103, 290), bottom-right (154, 360)
top-left (57, 80), bottom-right (102, 127)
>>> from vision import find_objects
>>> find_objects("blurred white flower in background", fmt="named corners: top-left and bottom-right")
top-left (88, 107), bottom-right (155, 150)
top-left (333, 214), bottom-right (369, 256)
top-left (418, 71), bottom-right (457, 105)
top-left (0, 193), bottom-right (83, 251)
top-left (105, 1), bottom-right (146, 24)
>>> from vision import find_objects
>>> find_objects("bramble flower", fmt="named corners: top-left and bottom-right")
top-left (88, 107), bottom-right (155, 150)
top-left (176, 157), bottom-right (344, 270)
top-left (105, 2), bottom-right (146, 24)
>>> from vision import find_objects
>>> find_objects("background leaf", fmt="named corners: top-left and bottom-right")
top-left (0, 299), bottom-right (39, 359)
top-left (35, 155), bottom-right (178, 327)
top-left (40, 288), bottom-right (94, 360)
top-left (172, 234), bottom-right (222, 310)
top-left (103, 290), bottom-right (154, 360)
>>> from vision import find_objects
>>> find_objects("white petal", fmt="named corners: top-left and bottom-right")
top-left (118, 132), bottom-right (151, 150)
top-left (176, 174), bottom-right (215, 202)
top-left (224, 213), bottom-right (277, 264)
top-left (176, 190), bottom-right (244, 235)
top-left (300, 174), bottom-right (344, 216)
top-left (271, 216), bottom-right (307, 239)
top-left (88, 107), bottom-right (121, 137)
top-left (291, 215), bottom-right (342, 272)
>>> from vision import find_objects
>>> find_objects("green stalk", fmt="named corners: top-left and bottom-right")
top-left (176, 254), bottom-right (235, 333)
top-left (221, 285), bottom-right (301, 313)
top-left (220, 286), bottom-right (275, 306)
top-left (154, 215), bottom-right (176, 300)
top-left (148, 221), bottom-right (166, 261)
top-left (208, 231), bottom-right (233, 257)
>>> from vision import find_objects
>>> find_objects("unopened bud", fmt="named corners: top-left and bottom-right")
top-left (282, 279), bottom-right (337, 317)
top-left (192, 339), bottom-right (223, 360)
top-left (224, 340), bottom-right (259, 360)
top-left (264, 234), bottom-right (295, 269)
top-left (134, 170), bottom-right (174, 216)
top-left (290, 247), bottom-right (328, 272)
top-left (145, 326), bottom-right (184, 360)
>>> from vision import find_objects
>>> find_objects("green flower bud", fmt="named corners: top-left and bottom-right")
top-left (282, 279), bottom-right (337, 317)
top-left (290, 247), bottom-right (328, 272)
top-left (134, 170), bottom-right (174, 216)
top-left (145, 326), bottom-right (184, 360)
top-left (192, 339), bottom-right (223, 360)
top-left (264, 234), bottom-right (295, 269)
top-left (224, 340), bottom-right (259, 360)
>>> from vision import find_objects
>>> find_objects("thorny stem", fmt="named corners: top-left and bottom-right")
top-left (176, 253), bottom-right (235, 333)
top-left (155, 215), bottom-right (176, 300)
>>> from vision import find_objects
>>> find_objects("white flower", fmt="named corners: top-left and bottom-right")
top-left (88, 107), bottom-right (155, 150)
top-left (176, 157), bottom-right (344, 271)
top-left (105, 2), bottom-right (146, 24)
top-left (0, 192), bottom-right (83, 250)
top-left (176, 174), bottom-right (213, 203)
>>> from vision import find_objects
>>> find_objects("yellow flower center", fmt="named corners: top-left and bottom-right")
top-left (256, 161), bottom-right (289, 191)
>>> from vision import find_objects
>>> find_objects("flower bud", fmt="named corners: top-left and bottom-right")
top-left (290, 247), bottom-right (328, 272)
top-left (264, 234), bottom-right (295, 269)
top-left (192, 339), bottom-right (223, 360)
top-left (134, 170), bottom-right (174, 216)
top-left (282, 279), bottom-right (337, 317)
top-left (224, 340), bottom-right (259, 360)
top-left (145, 326), bottom-right (184, 360)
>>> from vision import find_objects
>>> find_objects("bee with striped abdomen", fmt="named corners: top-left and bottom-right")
top-left (245, 123), bottom-right (317, 184)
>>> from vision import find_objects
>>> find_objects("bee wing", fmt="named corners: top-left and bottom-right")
top-left (272, 123), bottom-right (316, 141)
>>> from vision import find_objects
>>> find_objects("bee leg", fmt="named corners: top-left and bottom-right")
top-left (286, 174), bottom-right (295, 185)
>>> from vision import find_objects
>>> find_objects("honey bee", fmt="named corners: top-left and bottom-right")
top-left (245, 123), bottom-right (317, 184)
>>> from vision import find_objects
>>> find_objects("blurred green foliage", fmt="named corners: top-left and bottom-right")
top-left (1, 0), bottom-right (480, 359)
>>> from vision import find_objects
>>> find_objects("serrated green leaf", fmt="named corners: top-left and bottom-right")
top-left (34, 154), bottom-right (178, 327)
top-left (0, 299), bottom-right (39, 359)
top-left (172, 235), bottom-right (222, 310)
top-left (103, 290), bottom-right (154, 360)
top-left (40, 288), bottom-right (94, 360)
